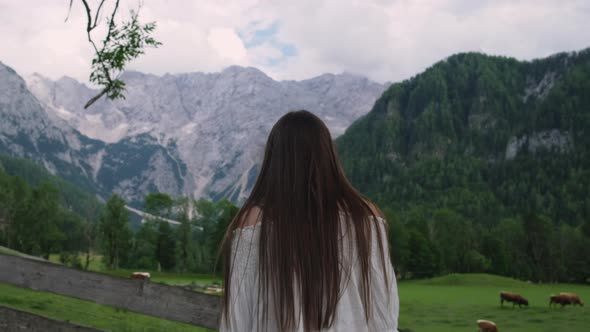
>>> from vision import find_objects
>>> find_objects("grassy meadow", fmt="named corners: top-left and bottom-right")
top-left (398, 274), bottom-right (590, 332)
top-left (0, 245), bottom-right (49, 261)
top-left (47, 253), bottom-right (223, 286)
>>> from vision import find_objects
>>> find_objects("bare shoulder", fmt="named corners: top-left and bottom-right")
top-left (238, 205), bottom-right (263, 228)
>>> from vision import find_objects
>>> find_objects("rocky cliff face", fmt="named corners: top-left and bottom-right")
top-left (0, 62), bottom-right (189, 203)
top-left (26, 66), bottom-right (386, 202)
top-left (505, 129), bottom-right (572, 160)
top-left (1, 62), bottom-right (385, 204)
top-left (0, 61), bottom-right (100, 189)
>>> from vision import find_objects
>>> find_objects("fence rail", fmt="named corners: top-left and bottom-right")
top-left (0, 254), bottom-right (221, 329)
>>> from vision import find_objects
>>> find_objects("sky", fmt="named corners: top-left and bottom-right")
top-left (0, 0), bottom-right (589, 84)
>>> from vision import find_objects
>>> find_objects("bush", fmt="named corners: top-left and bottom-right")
top-left (59, 251), bottom-right (83, 269)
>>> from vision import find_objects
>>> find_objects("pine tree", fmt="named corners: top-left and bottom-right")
top-left (156, 221), bottom-right (176, 270)
top-left (176, 212), bottom-right (194, 272)
top-left (99, 194), bottom-right (131, 269)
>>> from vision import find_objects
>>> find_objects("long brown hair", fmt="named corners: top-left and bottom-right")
top-left (221, 110), bottom-right (389, 331)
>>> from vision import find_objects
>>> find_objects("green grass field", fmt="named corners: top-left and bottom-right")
top-left (398, 274), bottom-right (590, 332)
top-left (1, 245), bottom-right (49, 261)
top-left (47, 253), bottom-right (223, 286)
top-left (48, 253), bottom-right (100, 268)
top-left (0, 246), bottom-right (16, 256)
top-left (100, 269), bottom-right (222, 286)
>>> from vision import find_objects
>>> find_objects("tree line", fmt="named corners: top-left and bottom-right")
top-left (0, 168), bottom-right (88, 261)
top-left (0, 162), bottom-right (238, 274)
top-left (100, 192), bottom-right (238, 273)
top-left (2, 148), bottom-right (589, 282)
top-left (384, 206), bottom-right (590, 283)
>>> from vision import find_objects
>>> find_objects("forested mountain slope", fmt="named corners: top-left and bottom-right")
top-left (337, 49), bottom-right (590, 282)
top-left (0, 154), bottom-right (104, 259)
top-left (0, 154), bottom-right (101, 218)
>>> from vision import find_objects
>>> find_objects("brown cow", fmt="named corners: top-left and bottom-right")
top-left (550, 293), bottom-right (584, 307)
top-left (560, 293), bottom-right (584, 306)
top-left (500, 291), bottom-right (528, 307)
top-left (550, 294), bottom-right (571, 307)
top-left (131, 272), bottom-right (151, 280)
top-left (477, 320), bottom-right (498, 332)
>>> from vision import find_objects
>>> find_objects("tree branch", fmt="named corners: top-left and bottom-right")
top-left (93, 0), bottom-right (107, 30)
top-left (103, 0), bottom-right (121, 47)
top-left (64, 0), bottom-right (74, 22)
top-left (70, 0), bottom-right (160, 108)
top-left (80, 0), bottom-right (93, 34)
top-left (81, 0), bottom-right (120, 108)
top-left (84, 87), bottom-right (108, 109)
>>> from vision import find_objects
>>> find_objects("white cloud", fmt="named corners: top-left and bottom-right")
top-left (207, 27), bottom-right (248, 63)
top-left (0, 0), bottom-right (589, 84)
top-left (247, 43), bottom-right (285, 66)
top-left (260, 0), bottom-right (590, 82)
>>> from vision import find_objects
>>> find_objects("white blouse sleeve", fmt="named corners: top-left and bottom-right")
top-left (370, 218), bottom-right (399, 332)
top-left (219, 227), bottom-right (260, 332)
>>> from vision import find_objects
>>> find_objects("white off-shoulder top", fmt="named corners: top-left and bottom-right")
top-left (220, 217), bottom-right (399, 332)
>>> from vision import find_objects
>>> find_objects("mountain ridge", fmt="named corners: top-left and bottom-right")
top-left (336, 47), bottom-right (590, 226)
top-left (2, 62), bottom-right (386, 204)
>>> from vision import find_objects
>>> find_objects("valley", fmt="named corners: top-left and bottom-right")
top-left (1, 48), bottom-right (590, 331)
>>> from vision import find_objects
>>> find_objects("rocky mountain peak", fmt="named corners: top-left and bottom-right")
top-left (20, 66), bottom-right (385, 201)
top-left (2, 61), bottom-right (386, 204)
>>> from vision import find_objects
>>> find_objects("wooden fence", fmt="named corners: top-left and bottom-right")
top-left (0, 254), bottom-right (221, 329)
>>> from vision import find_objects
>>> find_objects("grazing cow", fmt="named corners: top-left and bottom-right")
top-left (500, 291), bottom-right (529, 307)
top-left (550, 293), bottom-right (584, 307)
top-left (550, 294), bottom-right (571, 307)
top-left (477, 320), bottom-right (498, 332)
top-left (560, 293), bottom-right (584, 306)
top-left (131, 272), bottom-right (151, 280)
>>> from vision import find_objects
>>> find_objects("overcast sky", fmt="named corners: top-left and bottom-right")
top-left (1, 0), bottom-right (589, 84)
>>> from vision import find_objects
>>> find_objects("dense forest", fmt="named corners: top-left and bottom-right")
top-left (337, 49), bottom-right (590, 283)
top-left (96, 192), bottom-right (237, 273)
top-left (0, 156), bottom-right (94, 260)
top-left (0, 154), bottom-right (237, 274)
